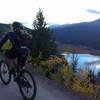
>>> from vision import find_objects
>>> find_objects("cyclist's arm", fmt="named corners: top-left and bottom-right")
top-left (0, 33), bottom-right (9, 48)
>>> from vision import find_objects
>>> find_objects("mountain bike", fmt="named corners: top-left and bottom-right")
top-left (0, 51), bottom-right (37, 100)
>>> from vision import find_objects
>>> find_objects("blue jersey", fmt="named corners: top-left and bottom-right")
top-left (0, 32), bottom-right (30, 49)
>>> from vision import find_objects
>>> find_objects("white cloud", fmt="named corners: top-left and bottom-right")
top-left (0, 0), bottom-right (100, 25)
top-left (33, 0), bottom-right (100, 24)
top-left (0, 0), bottom-right (35, 23)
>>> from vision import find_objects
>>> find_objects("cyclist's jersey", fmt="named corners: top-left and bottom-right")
top-left (0, 32), bottom-right (30, 49)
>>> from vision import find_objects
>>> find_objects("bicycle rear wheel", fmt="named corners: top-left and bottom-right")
top-left (18, 70), bottom-right (37, 100)
top-left (0, 60), bottom-right (11, 85)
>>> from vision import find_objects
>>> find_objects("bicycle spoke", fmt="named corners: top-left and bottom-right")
top-left (18, 70), bottom-right (37, 100)
top-left (0, 60), bottom-right (11, 85)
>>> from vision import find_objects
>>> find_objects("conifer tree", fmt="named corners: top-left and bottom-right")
top-left (31, 8), bottom-right (56, 58)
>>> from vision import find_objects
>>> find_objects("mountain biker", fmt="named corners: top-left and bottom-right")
top-left (0, 21), bottom-right (31, 71)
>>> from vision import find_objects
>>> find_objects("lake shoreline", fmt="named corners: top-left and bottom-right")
top-left (57, 44), bottom-right (100, 56)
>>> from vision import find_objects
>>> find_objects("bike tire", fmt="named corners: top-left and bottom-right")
top-left (0, 60), bottom-right (11, 85)
top-left (18, 70), bottom-right (37, 100)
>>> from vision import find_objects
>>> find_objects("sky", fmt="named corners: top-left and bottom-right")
top-left (0, 0), bottom-right (100, 27)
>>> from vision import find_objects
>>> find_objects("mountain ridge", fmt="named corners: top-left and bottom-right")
top-left (1, 19), bottom-right (100, 51)
top-left (51, 19), bottom-right (100, 50)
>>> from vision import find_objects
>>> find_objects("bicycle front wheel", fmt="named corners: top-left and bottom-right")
top-left (0, 60), bottom-right (11, 85)
top-left (18, 70), bottom-right (37, 100)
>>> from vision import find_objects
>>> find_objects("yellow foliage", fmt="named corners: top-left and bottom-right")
top-left (30, 55), bottom-right (99, 99)
top-left (60, 66), bottom-right (68, 77)
top-left (1, 39), bottom-right (12, 50)
top-left (40, 55), bottom-right (68, 70)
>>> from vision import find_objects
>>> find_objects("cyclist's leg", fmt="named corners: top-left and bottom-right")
top-left (5, 49), bottom-right (17, 65)
top-left (17, 47), bottom-right (29, 70)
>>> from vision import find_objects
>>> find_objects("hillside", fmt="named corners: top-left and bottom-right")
top-left (51, 19), bottom-right (100, 50)
top-left (1, 20), bottom-right (100, 52)
top-left (0, 23), bottom-right (10, 35)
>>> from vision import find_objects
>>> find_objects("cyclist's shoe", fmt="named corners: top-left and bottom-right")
top-left (11, 67), bottom-right (14, 74)
top-left (22, 66), bottom-right (26, 70)
top-left (14, 72), bottom-right (20, 82)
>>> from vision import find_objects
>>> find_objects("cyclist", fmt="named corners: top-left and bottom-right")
top-left (0, 21), bottom-right (31, 71)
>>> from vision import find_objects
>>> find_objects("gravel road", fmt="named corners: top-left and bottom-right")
top-left (0, 74), bottom-right (96, 100)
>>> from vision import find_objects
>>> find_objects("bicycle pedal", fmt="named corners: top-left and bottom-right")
top-left (14, 73), bottom-right (20, 82)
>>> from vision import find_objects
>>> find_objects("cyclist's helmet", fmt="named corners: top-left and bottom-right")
top-left (12, 21), bottom-right (23, 31)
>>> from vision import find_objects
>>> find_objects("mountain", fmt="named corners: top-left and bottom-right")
top-left (51, 19), bottom-right (100, 50)
top-left (0, 23), bottom-right (10, 35)
top-left (1, 19), bottom-right (100, 51)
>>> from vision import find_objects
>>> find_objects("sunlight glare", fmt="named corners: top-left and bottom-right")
top-left (96, 64), bottom-right (100, 69)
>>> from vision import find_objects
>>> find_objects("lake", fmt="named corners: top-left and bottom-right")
top-left (62, 53), bottom-right (100, 75)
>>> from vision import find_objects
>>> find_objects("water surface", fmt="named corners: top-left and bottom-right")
top-left (63, 53), bottom-right (100, 74)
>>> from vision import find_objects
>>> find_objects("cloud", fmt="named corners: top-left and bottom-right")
top-left (86, 9), bottom-right (100, 14)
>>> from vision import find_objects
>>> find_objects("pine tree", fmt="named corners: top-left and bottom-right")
top-left (31, 8), bottom-right (56, 58)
